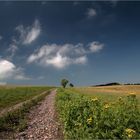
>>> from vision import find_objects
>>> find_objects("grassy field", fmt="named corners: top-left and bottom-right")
top-left (56, 86), bottom-right (140, 139)
top-left (0, 86), bottom-right (52, 110)
top-left (70, 85), bottom-right (140, 103)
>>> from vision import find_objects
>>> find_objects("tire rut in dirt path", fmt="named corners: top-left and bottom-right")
top-left (17, 89), bottom-right (62, 140)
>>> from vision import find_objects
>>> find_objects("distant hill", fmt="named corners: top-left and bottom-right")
top-left (93, 82), bottom-right (121, 87)
top-left (93, 82), bottom-right (140, 87)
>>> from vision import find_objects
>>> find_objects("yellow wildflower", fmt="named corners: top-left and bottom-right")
top-left (91, 97), bottom-right (98, 102)
top-left (125, 128), bottom-right (136, 133)
top-left (104, 103), bottom-right (110, 109)
top-left (87, 117), bottom-right (93, 125)
top-left (125, 128), bottom-right (136, 138)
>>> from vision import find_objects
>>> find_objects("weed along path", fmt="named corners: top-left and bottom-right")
top-left (17, 89), bottom-right (61, 140)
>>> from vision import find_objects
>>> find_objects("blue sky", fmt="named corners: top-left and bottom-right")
top-left (0, 1), bottom-right (140, 86)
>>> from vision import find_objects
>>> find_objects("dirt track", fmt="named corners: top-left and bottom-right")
top-left (17, 89), bottom-right (62, 140)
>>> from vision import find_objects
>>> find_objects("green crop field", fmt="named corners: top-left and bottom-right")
top-left (0, 86), bottom-right (52, 110)
top-left (56, 86), bottom-right (140, 139)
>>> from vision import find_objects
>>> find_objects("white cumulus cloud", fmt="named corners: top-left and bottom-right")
top-left (27, 41), bottom-right (104, 69)
top-left (15, 19), bottom-right (41, 45)
top-left (0, 59), bottom-right (30, 80)
top-left (27, 43), bottom-right (88, 69)
top-left (0, 59), bottom-right (16, 80)
top-left (86, 8), bottom-right (97, 18)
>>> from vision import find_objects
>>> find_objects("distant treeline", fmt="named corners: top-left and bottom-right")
top-left (93, 82), bottom-right (140, 87)
top-left (125, 83), bottom-right (140, 85)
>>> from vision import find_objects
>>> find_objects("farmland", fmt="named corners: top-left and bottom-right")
top-left (70, 85), bottom-right (140, 103)
top-left (0, 86), bottom-right (52, 111)
top-left (0, 86), bottom-right (53, 138)
top-left (0, 85), bottom-right (140, 139)
top-left (56, 86), bottom-right (140, 139)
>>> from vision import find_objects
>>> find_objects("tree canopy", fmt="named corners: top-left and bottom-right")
top-left (61, 79), bottom-right (69, 88)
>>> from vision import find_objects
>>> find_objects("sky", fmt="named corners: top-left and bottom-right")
top-left (0, 0), bottom-right (140, 86)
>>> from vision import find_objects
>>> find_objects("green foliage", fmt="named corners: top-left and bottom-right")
top-left (61, 79), bottom-right (69, 88)
top-left (56, 89), bottom-right (140, 139)
top-left (69, 83), bottom-right (74, 87)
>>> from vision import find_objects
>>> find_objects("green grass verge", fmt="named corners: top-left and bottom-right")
top-left (56, 88), bottom-right (140, 139)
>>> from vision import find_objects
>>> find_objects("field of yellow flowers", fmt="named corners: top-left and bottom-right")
top-left (56, 88), bottom-right (140, 139)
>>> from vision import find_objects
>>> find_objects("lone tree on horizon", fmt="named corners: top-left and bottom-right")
top-left (61, 79), bottom-right (69, 88)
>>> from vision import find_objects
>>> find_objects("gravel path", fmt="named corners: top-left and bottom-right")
top-left (17, 89), bottom-right (62, 140)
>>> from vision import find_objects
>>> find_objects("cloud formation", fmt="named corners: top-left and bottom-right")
top-left (7, 19), bottom-right (41, 59)
top-left (86, 8), bottom-right (97, 18)
top-left (7, 44), bottom-right (18, 59)
top-left (0, 59), bottom-right (15, 80)
top-left (27, 41), bottom-right (104, 69)
top-left (0, 59), bottom-right (30, 80)
top-left (88, 41), bottom-right (104, 53)
top-left (15, 19), bottom-right (41, 45)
